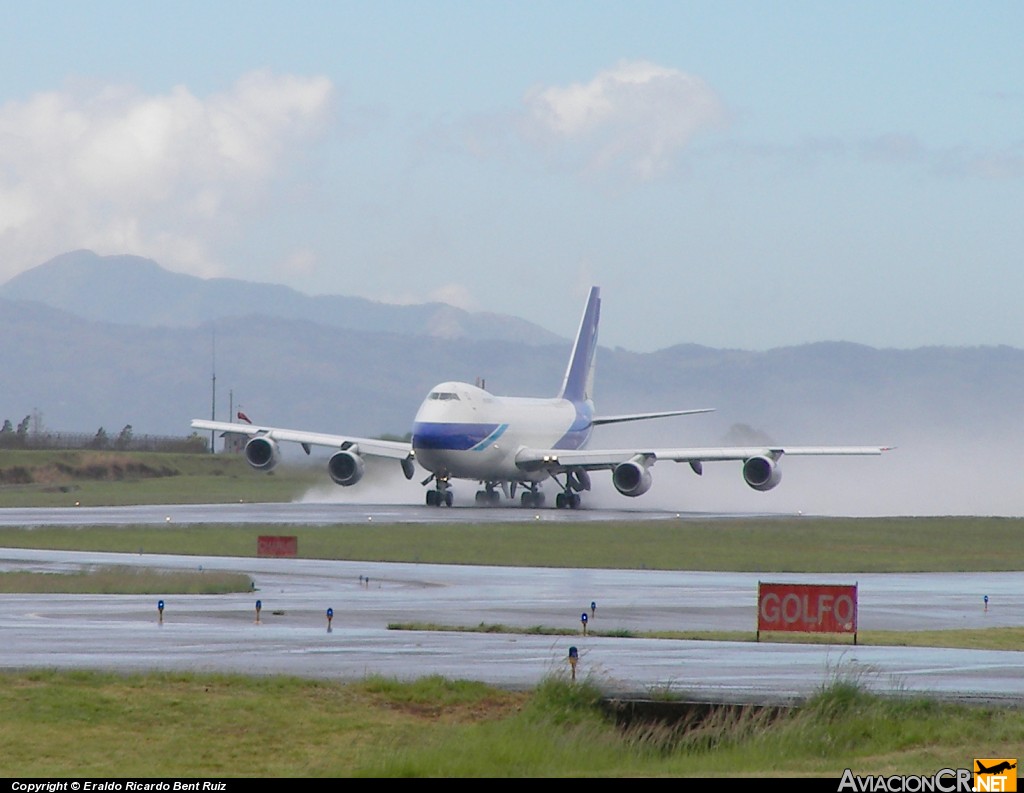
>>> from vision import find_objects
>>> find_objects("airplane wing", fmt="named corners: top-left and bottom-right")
top-left (190, 420), bottom-right (412, 459)
top-left (592, 408), bottom-right (714, 425)
top-left (515, 443), bottom-right (892, 496)
top-left (515, 445), bottom-right (892, 470)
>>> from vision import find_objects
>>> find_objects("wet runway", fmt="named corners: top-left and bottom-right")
top-left (1, 527), bottom-right (1023, 703)
top-left (0, 501), bottom-right (774, 527)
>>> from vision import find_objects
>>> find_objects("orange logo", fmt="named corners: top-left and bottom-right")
top-left (975, 759), bottom-right (1017, 792)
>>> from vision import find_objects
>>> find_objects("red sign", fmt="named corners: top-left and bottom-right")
top-left (757, 582), bottom-right (858, 634)
top-left (258, 535), bottom-right (298, 558)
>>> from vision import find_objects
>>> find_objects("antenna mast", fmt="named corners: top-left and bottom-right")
top-left (210, 327), bottom-right (217, 454)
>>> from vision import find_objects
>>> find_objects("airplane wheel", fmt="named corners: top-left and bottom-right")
top-left (444, 490), bottom-right (453, 507)
top-left (426, 490), bottom-right (438, 507)
top-left (521, 491), bottom-right (533, 507)
top-left (556, 492), bottom-right (565, 509)
top-left (488, 490), bottom-right (501, 505)
top-left (569, 493), bottom-right (581, 509)
top-left (475, 491), bottom-right (485, 504)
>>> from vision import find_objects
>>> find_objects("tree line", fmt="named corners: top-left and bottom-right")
top-left (0, 417), bottom-right (207, 453)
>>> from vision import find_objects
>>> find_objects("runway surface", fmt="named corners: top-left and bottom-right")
top-left (0, 501), bottom-right (776, 527)
top-left (1, 500), bottom-right (1023, 704)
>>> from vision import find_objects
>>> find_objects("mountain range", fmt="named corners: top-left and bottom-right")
top-left (1, 250), bottom-right (562, 345)
top-left (2, 250), bottom-right (1022, 516)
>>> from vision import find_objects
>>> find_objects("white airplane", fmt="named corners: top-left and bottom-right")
top-left (191, 287), bottom-right (890, 509)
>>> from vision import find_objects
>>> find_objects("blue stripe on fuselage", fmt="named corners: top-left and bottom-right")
top-left (470, 423), bottom-right (508, 451)
top-left (413, 422), bottom-right (507, 452)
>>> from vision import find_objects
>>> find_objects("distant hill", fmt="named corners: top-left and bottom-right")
top-left (0, 250), bottom-right (563, 345)
top-left (2, 290), bottom-right (1022, 443)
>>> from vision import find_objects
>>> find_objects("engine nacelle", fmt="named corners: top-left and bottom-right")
top-left (245, 436), bottom-right (280, 472)
top-left (612, 459), bottom-right (652, 497)
top-left (743, 455), bottom-right (782, 492)
top-left (328, 450), bottom-right (365, 487)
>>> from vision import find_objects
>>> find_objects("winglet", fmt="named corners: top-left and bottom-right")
top-left (558, 287), bottom-right (601, 403)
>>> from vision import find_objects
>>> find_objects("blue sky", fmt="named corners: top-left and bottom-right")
top-left (1, 1), bottom-right (1021, 350)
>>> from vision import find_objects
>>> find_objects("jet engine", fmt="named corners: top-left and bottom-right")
top-left (742, 455), bottom-right (782, 492)
top-left (612, 458), bottom-right (652, 497)
top-left (328, 449), bottom-right (365, 487)
top-left (244, 436), bottom-right (280, 471)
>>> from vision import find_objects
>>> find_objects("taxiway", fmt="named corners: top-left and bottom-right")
top-left (0, 516), bottom-right (1021, 704)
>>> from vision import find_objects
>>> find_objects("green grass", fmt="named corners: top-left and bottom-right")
top-left (2, 516), bottom-right (1024, 572)
top-left (387, 622), bottom-right (1024, 652)
top-left (1, 450), bottom-right (1023, 572)
top-left (0, 449), bottom-right (321, 507)
top-left (2, 450), bottom-right (1022, 776)
top-left (0, 670), bottom-right (1018, 777)
top-left (0, 566), bottom-right (253, 594)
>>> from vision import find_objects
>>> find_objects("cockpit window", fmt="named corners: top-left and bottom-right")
top-left (428, 391), bottom-right (460, 401)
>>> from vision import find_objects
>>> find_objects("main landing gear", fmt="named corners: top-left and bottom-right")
top-left (555, 491), bottom-right (581, 509)
top-left (473, 481), bottom-right (547, 508)
top-left (552, 468), bottom-right (588, 509)
top-left (520, 486), bottom-right (545, 508)
top-left (474, 483), bottom-right (502, 505)
top-left (422, 476), bottom-right (581, 509)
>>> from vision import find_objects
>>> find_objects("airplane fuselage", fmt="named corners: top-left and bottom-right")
top-left (411, 381), bottom-right (593, 482)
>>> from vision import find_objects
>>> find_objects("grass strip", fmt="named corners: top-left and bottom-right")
top-left (3, 516), bottom-right (1024, 572)
top-left (0, 670), bottom-right (1020, 777)
top-left (387, 622), bottom-right (1024, 652)
top-left (0, 566), bottom-right (253, 594)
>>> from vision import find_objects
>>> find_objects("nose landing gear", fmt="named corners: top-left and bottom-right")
top-left (424, 474), bottom-right (453, 507)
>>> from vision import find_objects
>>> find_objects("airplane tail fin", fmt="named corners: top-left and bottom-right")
top-left (558, 286), bottom-right (600, 403)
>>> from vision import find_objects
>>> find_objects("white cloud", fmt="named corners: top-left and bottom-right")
top-left (0, 71), bottom-right (334, 282)
top-left (520, 60), bottom-right (726, 180)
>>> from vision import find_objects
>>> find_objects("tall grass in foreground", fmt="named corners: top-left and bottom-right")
top-left (360, 674), bottom-right (1024, 777)
top-left (1, 670), bottom-right (1020, 776)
